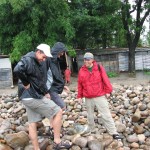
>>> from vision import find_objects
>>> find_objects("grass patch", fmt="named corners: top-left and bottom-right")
top-left (107, 72), bottom-right (118, 78)
top-left (143, 69), bottom-right (150, 75)
top-left (144, 71), bottom-right (150, 75)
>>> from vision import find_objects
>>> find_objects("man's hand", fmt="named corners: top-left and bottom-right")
top-left (64, 86), bottom-right (70, 92)
top-left (77, 98), bottom-right (82, 104)
top-left (44, 93), bottom-right (51, 99)
top-left (105, 94), bottom-right (110, 99)
top-left (24, 84), bottom-right (30, 89)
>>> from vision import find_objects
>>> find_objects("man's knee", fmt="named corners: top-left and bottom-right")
top-left (55, 109), bottom-right (63, 117)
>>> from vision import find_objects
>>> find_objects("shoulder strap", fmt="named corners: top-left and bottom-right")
top-left (97, 64), bottom-right (100, 71)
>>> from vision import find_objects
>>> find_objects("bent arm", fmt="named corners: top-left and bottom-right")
top-left (13, 58), bottom-right (30, 86)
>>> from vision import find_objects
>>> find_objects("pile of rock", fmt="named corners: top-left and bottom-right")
top-left (0, 83), bottom-right (150, 150)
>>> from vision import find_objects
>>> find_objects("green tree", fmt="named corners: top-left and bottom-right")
top-left (120, 0), bottom-right (150, 73)
top-left (69, 0), bottom-right (122, 49)
top-left (0, 0), bottom-right (74, 62)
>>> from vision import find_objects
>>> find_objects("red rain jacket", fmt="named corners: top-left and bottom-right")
top-left (77, 61), bottom-right (112, 98)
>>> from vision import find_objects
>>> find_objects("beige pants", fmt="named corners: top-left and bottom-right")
top-left (85, 96), bottom-right (118, 135)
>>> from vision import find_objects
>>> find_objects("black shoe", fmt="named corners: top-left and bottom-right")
top-left (47, 127), bottom-right (54, 140)
top-left (38, 127), bottom-right (54, 140)
top-left (113, 134), bottom-right (123, 140)
top-left (53, 141), bottom-right (72, 150)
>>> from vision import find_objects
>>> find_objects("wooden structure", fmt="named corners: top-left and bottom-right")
top-left (76, 48), bottom-right (150, 72)
top-left (0, 56), bottom-right (13, 88)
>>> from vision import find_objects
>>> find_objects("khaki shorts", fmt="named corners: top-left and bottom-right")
top-left (22, 97), bottom-right (61, 123)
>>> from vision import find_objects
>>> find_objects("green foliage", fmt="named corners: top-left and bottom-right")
top-left (10, 31), bottom-right (32, 63)
top-left (144, 72), bottom-right (150, 75)
top-left (0, 0), bottom-right (75, 62)
top-left (137, 38), bottom-right (143, 47)
top-left (143, 69), bottom-right (150, 75)
top-left (69, 0), bottom-right (122, 49)
top-left (0, 0), bottom-right (149, 66)
top-left (67, 46), bottom-right (76, 57)
top-left (107, 72), bottom-right (118, 78)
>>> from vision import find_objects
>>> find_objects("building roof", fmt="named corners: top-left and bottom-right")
top-left (0, 58), bottom-right (11, 69)
top-left (76, 47), bottom-right (150, 55)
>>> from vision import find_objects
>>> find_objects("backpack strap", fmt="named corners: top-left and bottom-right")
top-left (97, 64), bottom-right (100, 71)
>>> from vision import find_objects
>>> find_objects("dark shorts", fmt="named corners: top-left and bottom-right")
top-left (50, 91), bottom-right (66, 109)
top-left (22, 97), bottom-right (61, 123)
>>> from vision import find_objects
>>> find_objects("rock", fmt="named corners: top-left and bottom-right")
top-left (0, 120), bottom-right (11, 134)
top-left (144, 117), bottom-right (150, 126)
top-left (131, 97), bottom-right (140, 105)
top-left (127, 134), bottom-right (139, 143)
top-left (0, 83), bottom-right (150, 149)
top-left (139, 104), bottom-right (147, 111)
top-left (39, 138), bottom-right (50, 150)
top-left (107, 140), bottom-right (120, 149)
top-left (88, 140), bottom-right (104, 150)
top-left (0, 143), bottom-right (13, 150)
top-left (133, 124), bottom-right (144, 134)
top-left (130, 142), bottom-right (139, 148)
top-left (71, 145), bottom-right (81, 150)
top-left (145, 138), bottom-right (150, 146)
top-left (4, 131), bottom-right (29, 149)
top-left (116, 122), bottom-right (126, 133)
top-left (73, 137), bottom-right (88, 148)
top-left (4, 102), bottom-right (13, 109)
top-left (132, 108), bottom-right (141, 122)
top-left (63, 121), bottom-right (70, 128)
top-left (137, 134), bottom-right (146, 144)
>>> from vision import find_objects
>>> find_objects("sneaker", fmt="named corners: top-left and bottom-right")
top-left (53, 141), bottom-right (72, 150)
top-left (113, 134), bottom-right (123, 140)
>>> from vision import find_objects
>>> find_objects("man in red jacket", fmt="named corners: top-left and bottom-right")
top-left (77, 52), bottom-right (122, 140)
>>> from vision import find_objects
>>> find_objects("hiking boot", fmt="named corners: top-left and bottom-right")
top-left (53, 141), bottom-right (72, 150)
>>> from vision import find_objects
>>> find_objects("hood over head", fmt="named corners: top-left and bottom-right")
top-left (51, 42), bottom-right (67, 58)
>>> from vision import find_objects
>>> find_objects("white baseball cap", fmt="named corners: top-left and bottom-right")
top-left (84, 52), bottom-right (94, 59)
top-left (37, 44), bottom-right (52, 57)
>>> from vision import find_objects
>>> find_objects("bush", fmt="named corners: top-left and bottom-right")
top-left (107, 72), bottom-right (118, 78)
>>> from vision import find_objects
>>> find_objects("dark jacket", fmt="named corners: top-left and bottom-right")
top-left (48, 42), bottom-right (67, 94)
top-left (14, 51), bottom-right (49, 99)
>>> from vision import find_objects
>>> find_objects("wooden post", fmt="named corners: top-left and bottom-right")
top-left (65, 52), bottom-right (69, 68)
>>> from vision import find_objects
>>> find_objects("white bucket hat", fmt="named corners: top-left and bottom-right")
top-left (37, 44), bottom-right (52, 57)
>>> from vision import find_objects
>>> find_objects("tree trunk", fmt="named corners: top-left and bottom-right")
top-left (128, 47), bottom-right (135, 73)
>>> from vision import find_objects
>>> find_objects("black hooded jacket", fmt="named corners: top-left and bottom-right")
top-left (48, 42), bottom-right (67, 94)
top-left (14, 51), bottom-right (49, 99)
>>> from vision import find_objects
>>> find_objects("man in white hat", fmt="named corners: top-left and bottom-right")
top-left (14, 43), bottom-right (71, 150)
